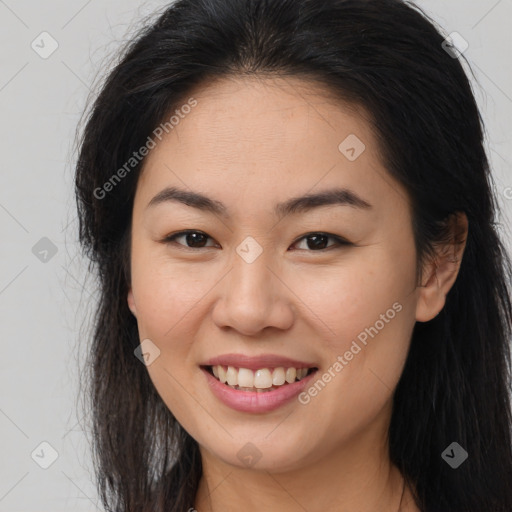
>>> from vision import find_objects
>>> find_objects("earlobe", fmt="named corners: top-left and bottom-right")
top-left (415, 212), bottom-right (468, 323)
top-left (127, 289), bottom-right (137, 318)
top-left (415, 260), bottom-right (446, 322)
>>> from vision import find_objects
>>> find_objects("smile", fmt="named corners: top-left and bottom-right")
top-left (205, 365), bottom-right (316, 392)
top-left (201, 364), bottom-right (319, 413)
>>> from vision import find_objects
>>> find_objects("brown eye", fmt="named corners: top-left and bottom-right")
top-left (291, 232), bottom-right (351, 251)
top-left (162, 230), bottom-right (351, 252)
top-left (164, 230), bottom-right (218, 249)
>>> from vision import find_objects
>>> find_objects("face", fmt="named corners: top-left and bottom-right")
top-left (127, 76), bottom-right (427, 472)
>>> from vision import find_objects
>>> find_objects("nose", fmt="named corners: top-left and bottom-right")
top-left (211, 244), bottom-right (295, 336)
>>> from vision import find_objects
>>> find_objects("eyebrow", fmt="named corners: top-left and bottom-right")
top-left (146, 185), bottom-right (372, 218)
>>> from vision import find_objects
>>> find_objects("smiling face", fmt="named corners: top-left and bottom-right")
top-left (126, 75), bottom-right (430, 472)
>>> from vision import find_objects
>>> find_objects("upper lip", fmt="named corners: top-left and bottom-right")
top-left (201, 353), bottom-right (318, 371)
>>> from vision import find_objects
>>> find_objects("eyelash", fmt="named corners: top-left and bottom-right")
top-left (162, 230), bottom-right (352, 252)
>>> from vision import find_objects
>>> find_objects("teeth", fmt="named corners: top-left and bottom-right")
top-left (226, 366), bottom-right (238, 386)
top-left (218, 365), bottom-right (227, 384)
top-left (238, 368), bottom-right (254, 387)
top-left (254, 369), bottom-right (273, 388)
top-left (285, 367), bottom-right (296, 383)
top-left (210, 365), bottom-right (313, 389)
top-left (272, 367), bottom-right (286, 385)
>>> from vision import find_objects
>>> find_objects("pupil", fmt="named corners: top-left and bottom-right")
top-left (308, 234), bottom-right (327, 250)
top-left (187, 232), bottom-right (206, 247)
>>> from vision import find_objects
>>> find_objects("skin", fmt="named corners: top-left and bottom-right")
top-left (127, 75), bottom-right (468, 512)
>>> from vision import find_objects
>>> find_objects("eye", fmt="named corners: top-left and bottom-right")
top-left (290, 232), bottom-right (352, 251)
top-left (163, 230), bottom-right (219, 249)
top-left (162, 230), bottom-right (352, 251)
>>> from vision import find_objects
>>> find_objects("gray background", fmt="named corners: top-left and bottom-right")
top-left (0, 1), bottom-right (511, 510)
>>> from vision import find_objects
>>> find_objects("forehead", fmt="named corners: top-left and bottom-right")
top-left (154, 75), bottom-right (373, 157)
top-left (135, 75), bottom-right (410, 221)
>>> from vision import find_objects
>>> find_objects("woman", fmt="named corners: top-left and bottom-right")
top-left (74, 0), bottom-right (512, 510)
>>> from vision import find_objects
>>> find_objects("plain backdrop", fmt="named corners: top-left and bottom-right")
top-left (0, 1), bottom-right (511, 510)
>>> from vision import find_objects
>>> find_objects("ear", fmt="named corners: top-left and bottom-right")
top-left (127, 288), bottom-right (137, 318)
top-left (415, 212), bottom-right (468, 322)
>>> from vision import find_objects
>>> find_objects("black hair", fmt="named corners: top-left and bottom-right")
top-left (74, 1), bottom-right (512, 510)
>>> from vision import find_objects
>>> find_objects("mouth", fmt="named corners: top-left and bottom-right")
top-left (201, 364), bottom-right (319, 392)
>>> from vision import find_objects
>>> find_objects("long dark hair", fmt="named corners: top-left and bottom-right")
top-left (74, 0), bottom-right (512, 510)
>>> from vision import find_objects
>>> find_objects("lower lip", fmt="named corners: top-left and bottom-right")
top-left (201, 367), bottom-right (318, 413)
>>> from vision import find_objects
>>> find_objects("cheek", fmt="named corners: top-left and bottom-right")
top-left (290, 246), bottom-right (417, 422)
top-left (129, 256), bottom-right (212, 426)
top-left (290, 255), bottom-right (416, 437)
top-left (290, 250), bottom-right (415, 349)
top-left (131, 253), bottom-right (217, 340)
